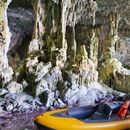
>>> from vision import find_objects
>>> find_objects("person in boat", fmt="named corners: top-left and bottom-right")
top-left (117, 100), bottom-right (130, 118)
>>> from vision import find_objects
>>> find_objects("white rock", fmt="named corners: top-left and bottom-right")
top-left (6, 81), bottom-right (23, 93)
top-left (79, 87), bottom-right (105, 106)
top-left (0, 88), bottom-right (8, 96)
top-left (35, 66), bottom-right (64, 107)
top-left (6, 103), bottom-right (14, 111)
top-left (35, 62), bottom-right (52, 82)
top-left (0, 66), bottom-right (13, 84)
top-left (26, 57), bottom-right (38, 73)
top-left (0, 107), bottom-right (4, 113)
top-left (4, 93), bottom-right (42, 111)
top-left (0, 0), bottom-right (13, 84)
top-left (22, 80), bottom-right (28, 88)
top-left (28, 39), bottom-right (39, 53)
top-left (36, 79), bottom-right (49, 96)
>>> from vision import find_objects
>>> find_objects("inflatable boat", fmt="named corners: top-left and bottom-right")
top-left (33, 101), bottom-right (130, 130)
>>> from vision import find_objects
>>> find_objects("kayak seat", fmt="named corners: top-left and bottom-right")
top-left (86, 104), bottom-right (111, 120)
top-left (67, 106), bottom-right (95, 119)
top-left (88, 102), bottom-right (123, 120)
top-left (97, 103), bottom-right (113, 119)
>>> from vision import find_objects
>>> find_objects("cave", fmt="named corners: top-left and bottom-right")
top-left (7, 0), bottom-right (35, 70)
top-left (0, 0), bottom-right (130, 129)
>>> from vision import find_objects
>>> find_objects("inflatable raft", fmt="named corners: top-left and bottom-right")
top-left (33, 101), bottom-right (130, 130)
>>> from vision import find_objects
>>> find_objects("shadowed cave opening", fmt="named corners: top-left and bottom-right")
top-left (7, 0), bottom-right (35, 71)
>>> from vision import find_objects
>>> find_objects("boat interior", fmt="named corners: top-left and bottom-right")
top-left (52, 101), bottom-right (130, 123)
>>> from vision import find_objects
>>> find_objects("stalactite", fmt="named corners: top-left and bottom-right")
top-left (72, 25), bottom-right (76, 61)
top-left (0, 0), bottom-right (13, 84)
top-left (29, 0), bottom-right (44, 53)
top-left (88, 0), bottom-right (98, 26)
top-left (32, 0), bottom-right (44, 40)
top-left (71, 2), bottom-right (77, 61)
top-left (61, 0), bottom-right (70, 49)
top-left (61, 0), bottom-right (86, 62)
top-left (53, 0), bottom-right (99, 62)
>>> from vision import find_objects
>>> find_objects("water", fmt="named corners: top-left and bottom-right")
top-left (0, 110), bottom-right (45, 130)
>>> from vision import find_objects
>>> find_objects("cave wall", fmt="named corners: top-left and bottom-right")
top-left (0, 0), bottom-right (130, 109)
top-left (0, 0), bottom-right (13, 85)
top-left (7, 0), bottom-right (35, 72)
top-left (7, 0), bottom-right (130, 91)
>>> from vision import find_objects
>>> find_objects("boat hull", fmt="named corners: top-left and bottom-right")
top-left (33, 108), bottom-right (130, 130)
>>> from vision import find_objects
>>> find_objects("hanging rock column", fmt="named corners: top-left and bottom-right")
top-left (29, 0), bottom-right (44, 53)
top-left (0, 0), bottom-right (13, 85)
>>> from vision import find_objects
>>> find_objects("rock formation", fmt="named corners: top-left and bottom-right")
top-left (0, 0), bottom-right (13, 85)
top-left (29, 0), bottom-right (44, 53)
top-left (100, 13), bottom-right (130, 84)
top-left (0, 0), bottom-right (129, 111)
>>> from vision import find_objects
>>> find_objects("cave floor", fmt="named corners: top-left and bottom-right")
top-left (0, 109), bottom-right (130, 130)
top-left (0, 110), bottom-right (44, 130)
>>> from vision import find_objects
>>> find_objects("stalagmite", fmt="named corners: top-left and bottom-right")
top-left (109, 14), bottom-right (130, 76)
top-left (0, 0), bottom-right (13, 84)
top-left (76, 45), bottom-right (98, 85)
top-left (65, 45), bottom-right (107, 106)
top-left (102, 13), bottom-right (130, 78)
top-left (90, 30), bottom-right (99, 68)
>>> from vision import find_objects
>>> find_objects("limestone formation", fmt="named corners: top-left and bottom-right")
top-left (0, 0), bottom-right (129, 112)
top-left (28, 39), bottom-right (39, 53)
top-left (75, 45), bottom-right (99, 85)
top-left (0, 0), bottom-right (13, 84)
top-left (35, 65), bottom-right (65, 108)
top-left (88, 0), bottom-right (98, 25)
top-left (56, 42), bottom-right (67, 68)
top-left (115, 38), bottom-right (130, 65)
top-left (6, 81), bottom-right (25, 94)
top-left (90, 31), bottom-right (99, 67)
top-left (26, 57), bottom-right (38, 73)
top-left (61, 0), bottom-right (99, 61)
top-left (101, 13), bottom-right (130, 79)
top-left (29, 0), bottom-right (44, 53)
